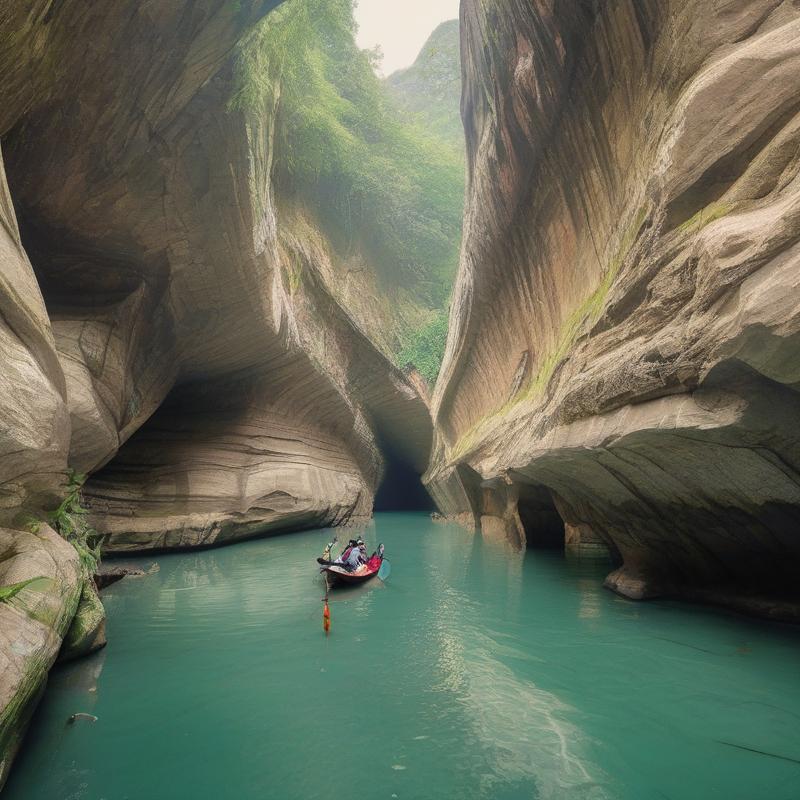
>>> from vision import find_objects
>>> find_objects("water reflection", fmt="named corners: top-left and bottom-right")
top-left (424, 526), bottom-right (611, 799)
top-left (577, 579), bottom-right (603, 621)
top-left (57, 647), bottom-right (107, 704)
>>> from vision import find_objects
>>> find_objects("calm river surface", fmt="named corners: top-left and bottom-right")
top-left (6, 512), bottom-right (800, 800)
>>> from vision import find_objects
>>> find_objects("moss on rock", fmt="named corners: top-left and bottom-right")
top-left (59, 580), bottom-right (107, 663)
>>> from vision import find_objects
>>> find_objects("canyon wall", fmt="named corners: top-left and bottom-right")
top-left (2, 0), bottom-right (431, 546)
top-left (0, 0), bottom-right (432, 784)
top-left (427, 0), bottom-right (800, 619)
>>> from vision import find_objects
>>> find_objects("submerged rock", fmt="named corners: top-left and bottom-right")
top-left (66, 713), bottom-right (98, 724)
top-left (93, 564), bottom-right (152, 590)
top-left (427, 0), bottom-right (800, 616)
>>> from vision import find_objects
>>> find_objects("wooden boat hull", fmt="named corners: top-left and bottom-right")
top-left (320, 562), bottom-right (381, 586)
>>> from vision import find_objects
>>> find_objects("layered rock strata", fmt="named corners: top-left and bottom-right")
top-left (1, 0), bottom-right (432, 543)
top-left (0, 0), bottom-right (433, 783)
top-left (427, 0), bottom-right (800, 619)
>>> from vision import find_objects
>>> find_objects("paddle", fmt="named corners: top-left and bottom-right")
top-left (378, 559), bottom-right (391, 581)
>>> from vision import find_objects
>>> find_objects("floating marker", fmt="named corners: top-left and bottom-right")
top-left (323, 598), bottom-right (331, 635)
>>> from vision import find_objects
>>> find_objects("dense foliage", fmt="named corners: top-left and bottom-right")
top-left (385, 20), bottom-right (463, 150)
top-left (233, 0), bottom-right (464, 325)
top-left (397, 309), bottom-right (449, 385)
top-left (49, 470), bottom-right (103, 575)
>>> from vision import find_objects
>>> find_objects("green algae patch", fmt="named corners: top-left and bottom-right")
top-left (677, 201), bottom-right (735, 234)
top-left (523, 204), bottom-right (647, 400)
top-left (0, 658), bottom-right (48, 790)
top-left (282, 252), bottom-right (304, 296)
top-left (447, 206), bottom-right (648, 462)
top-left (0, 577), bottom-right (47, 604)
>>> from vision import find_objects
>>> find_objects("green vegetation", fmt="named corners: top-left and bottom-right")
top-left (677, 201), bottom-right (735, 234)
top-left (0, 577), bottom-right (47, 604)
top-left (385, 20), bottom-right (463, 150)
top-left (49, 470), bottom-right (103, 576)
top-left (397, 309), bottom-right (450, 384)
top-left (233, 0), bottom-right (464, 376)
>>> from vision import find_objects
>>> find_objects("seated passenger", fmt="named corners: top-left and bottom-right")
top-left (345, 539), bottom-right (367, 571)
top-left (332, 539), bottom-right (357, 566)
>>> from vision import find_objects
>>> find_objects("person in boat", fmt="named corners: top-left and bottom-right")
top-left (321, 539), bottom-right (360, 568)
top-left (336, 540), bottom-right (356, 563)
top-left (343, 538), bottom-right (367, 571)
top-left (318, 537), bottom-right (369, 570)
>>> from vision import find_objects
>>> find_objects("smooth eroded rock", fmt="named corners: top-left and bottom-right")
top-left (427, 0), bottom-right (800, 615)
top-left (59, 581), bottom-right (106, 662)
top-left (0, 526), bottom-right (82, 790)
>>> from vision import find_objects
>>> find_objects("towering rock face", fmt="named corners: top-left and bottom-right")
top-left (428, 0), bottom-right (800, 618)
top-left (0, 0), bottom-right (433, 783)
top-left (1, 0), bottom-right (432, 550)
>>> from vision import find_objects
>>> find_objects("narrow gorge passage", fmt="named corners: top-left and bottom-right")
top-left (2, 0), bottom-right (800, 797)
top-left (373, 438), bottom-right (437, 512)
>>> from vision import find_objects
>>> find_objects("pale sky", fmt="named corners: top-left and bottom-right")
top-left (354, 0), bottom-right (460, 75)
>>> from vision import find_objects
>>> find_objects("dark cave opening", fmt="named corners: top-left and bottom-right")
top-left (373, 446), bottom-right (435, 512)
top-left (517, 484), bottom-right (566, 549)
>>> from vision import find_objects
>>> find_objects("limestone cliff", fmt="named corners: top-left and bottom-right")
top-left (1, 0), bottom-right (432, 548)
top-left (427, 0), bottom-right (800, 619)
top-left (0, 0), bottom-right (433, 783)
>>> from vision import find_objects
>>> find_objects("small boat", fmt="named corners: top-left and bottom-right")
top-left (319, 543), bottom-right (385, 587)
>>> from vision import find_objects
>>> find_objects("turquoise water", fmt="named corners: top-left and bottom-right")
top-left (5, 512), bottom-right (800, 800)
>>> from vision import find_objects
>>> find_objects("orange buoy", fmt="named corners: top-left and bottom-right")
top-left (323, 599), bottom-right (331, 635)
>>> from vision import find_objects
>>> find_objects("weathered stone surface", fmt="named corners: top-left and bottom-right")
top-left (51, 306), bottom-right (177, 476)
top-left (1, 0), bottom-right (432, 553)
top-left (59, 581), bottom-right (106, 662)
top-left (87, 375), bottom-right (374, 553)
top-left (0, 526), bottom-right (82, 790)
top-left (428, 0), bottom-right (800, 615)
top-left (0, 145), bottom-right (69, 524)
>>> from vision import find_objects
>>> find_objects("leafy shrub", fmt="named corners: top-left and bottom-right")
top-left (397, 309), bottom-right (450, 385)
top-left (49, 470), bottom-right (104, 576)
